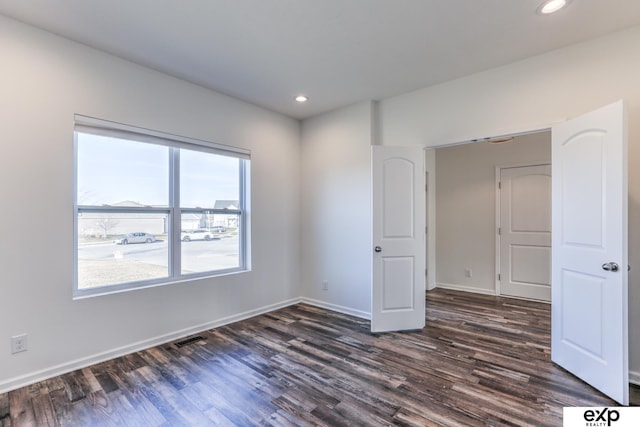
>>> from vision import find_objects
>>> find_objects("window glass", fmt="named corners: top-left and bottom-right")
top-left (74, 122), bottom-right (248, 297)
top-left (77, 213), bottom-right (169, 289)
top-left (180, 149), bottom-right (240, 209)
top-left (77, 133), bottom-right (169, 206)
top-left (180, 211), bottom-right (241, 275)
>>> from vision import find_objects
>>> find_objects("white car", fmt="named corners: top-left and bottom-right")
top-left (181, 229), bottom-right (218, 241)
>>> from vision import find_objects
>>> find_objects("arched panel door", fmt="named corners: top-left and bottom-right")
top-left (552, 100), bottom-right (628, 405)
top-left (371, 146), bottom-right (425, 333)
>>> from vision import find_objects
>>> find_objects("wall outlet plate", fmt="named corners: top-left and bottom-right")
top-left (11, 334), bottom-right (28, 354)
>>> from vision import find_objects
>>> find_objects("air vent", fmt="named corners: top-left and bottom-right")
top-left (174, 335), bottom-right (205, 348)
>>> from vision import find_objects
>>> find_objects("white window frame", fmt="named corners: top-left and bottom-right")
top-left (73, 115), bottom-right (251, 298)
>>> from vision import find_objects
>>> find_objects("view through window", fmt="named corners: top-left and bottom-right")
top-left (75, 119), bottom-right (249, 296)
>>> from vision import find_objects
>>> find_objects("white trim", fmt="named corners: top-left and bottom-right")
top-left (435, 282), bottom-right (497, 296)
top-left (495, 165), bottom-right (502, 296)
top-left (629, 371), bottom-right (640, 386)
top-left (431, 122), bottom-right (558, 149)
top-left (496, 160), bottom-right (552, 170)
top-left (75, 114), bottom-right (250, 159)
top-left (300, 297), bottom-right (371, 320)
top-left (425, 148), bottom-right (436, 291)
top-left (437, 282), bottom-right (552, 304)
top-left (0, 297), bottom-right (301, 394)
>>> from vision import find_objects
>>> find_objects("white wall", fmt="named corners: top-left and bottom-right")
top-left (380, 25), bottom-right (640, 148)
top-left (379, 25), bottom-right (640, 379)
top-left (300, 102), bottom-right (373, 317)
top-left (0, 15), bottom-right (300, 391)
top-left (435, 133), bottom-right (551, 294)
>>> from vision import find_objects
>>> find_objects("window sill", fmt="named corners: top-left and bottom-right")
top-left (72, 268), bottom-right (250, 300)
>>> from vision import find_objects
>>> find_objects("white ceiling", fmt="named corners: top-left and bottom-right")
top-left (2, 0), bottom-right (640, 119)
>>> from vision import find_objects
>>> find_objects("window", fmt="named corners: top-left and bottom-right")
top-left (74, 116), bottom-right (250, 297)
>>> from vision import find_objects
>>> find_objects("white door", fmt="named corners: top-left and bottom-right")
top-left (371, 146), bottom-right (425, 333)
top-left (499, 164), bottom-right (552, 301)
top-left (551, 100), bottom-right (628, 405)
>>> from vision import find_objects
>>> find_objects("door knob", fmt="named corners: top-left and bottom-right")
top-left (374, 246), bottom-right (382, 253)
top-left (602, 262), bottom-right (619, 272)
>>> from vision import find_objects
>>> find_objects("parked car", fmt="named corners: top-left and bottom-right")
top-left (113, 232), bottom-right (156, 245)
top-left (211, 225), bottom-right (226, 233)
top-left (181, 229), bottom-right (218, 241)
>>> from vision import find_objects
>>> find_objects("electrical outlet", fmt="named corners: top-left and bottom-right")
top-left (322, 280), bottom-right (329, 291)
top-left (465, 269), bottom-right (472, 278)
top-left (11, 334), bottom-right (28, 354)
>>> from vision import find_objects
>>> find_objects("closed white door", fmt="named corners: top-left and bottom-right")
top-left (371, 146), bottom-right (425, 333)
top-left (551, 100), bottom-right (628, 405)
top-left (498, 164), bottom-right (551, 301)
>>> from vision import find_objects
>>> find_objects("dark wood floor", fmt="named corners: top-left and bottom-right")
top-left (1, 289), bottom-right (637, 426)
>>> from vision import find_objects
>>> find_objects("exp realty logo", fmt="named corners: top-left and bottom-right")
top-left (564, 407), bottom-right (640, 427)
top-left (583, 408), bottom-right (619, 426)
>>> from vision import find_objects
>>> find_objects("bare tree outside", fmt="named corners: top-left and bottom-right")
top-left (95, 217), bottom-right (119, 239)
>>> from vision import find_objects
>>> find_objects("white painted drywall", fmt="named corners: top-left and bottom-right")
top-left (435, 134), bottom-right (551, 294)
top-left (380, 25), bottom-right (640, 148)
top-left (300, 102), bottom-right (373, 317)
top-left (0, 15), bottom-right (300, 390)
top-left (379, 25), bottom-right (640, 377)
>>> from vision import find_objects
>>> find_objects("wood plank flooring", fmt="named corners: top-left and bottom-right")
top-left (1, 289), bottom-right (637, 426)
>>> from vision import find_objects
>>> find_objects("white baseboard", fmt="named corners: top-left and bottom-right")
top-left (435, 282), bottom-right (496, 296)
top-left (300, 297), bottom-right (371, 320)
top-left (0, 297), bottom-right (302, 394)
top-left (630, 371), bottom-right (640, 386)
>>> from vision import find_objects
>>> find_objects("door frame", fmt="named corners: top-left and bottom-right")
top-left (425, 148), bottom-right (437, 291)
top-left (494, 160), bottom-right (552, 300)
top-left (427, 126), bottom-right (555, 302)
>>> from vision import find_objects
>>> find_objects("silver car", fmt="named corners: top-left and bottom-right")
top-left (113, 232), bottom-right (156, 245)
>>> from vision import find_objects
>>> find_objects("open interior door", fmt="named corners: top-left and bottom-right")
top-left (371, 146), bottom-right (425, 333)
top-left (551, 100), bottom-right (628, 404)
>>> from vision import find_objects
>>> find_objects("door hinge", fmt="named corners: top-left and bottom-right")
top-left (498, 273), bottom-right (501, 281)
top-left (425, 226), bottom-right (428, 234)
top-left (498, 227), bottom-right (501, 235)
top-left (425, 268), bottom-right (428, 276)
top-left (498, 181), bottom-right (501, 189)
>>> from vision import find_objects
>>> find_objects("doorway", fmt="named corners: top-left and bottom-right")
top-left (433, 131), bottom-right (551, 296)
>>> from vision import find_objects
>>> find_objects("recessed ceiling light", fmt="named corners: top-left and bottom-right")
top-left (537, 0), bottom-right (570, 15)
top-left (295, 95), bottom-right (308, 103)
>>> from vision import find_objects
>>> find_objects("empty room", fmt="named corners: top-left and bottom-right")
top-left (1, 1), bottom-right (640, 425)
